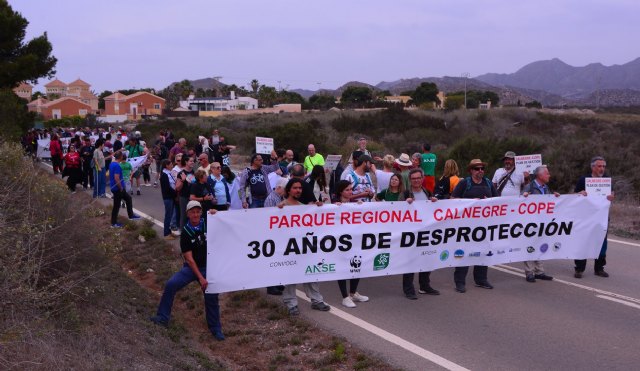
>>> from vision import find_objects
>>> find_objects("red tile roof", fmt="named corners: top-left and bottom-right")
top-left (44, 79), bottom-right (67, 88)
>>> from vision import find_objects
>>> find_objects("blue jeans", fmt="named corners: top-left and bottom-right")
top-left (155, 264), bottom-right (221, 334)
top-left (163, 198), bottom-right (176, 236)
top-left (250, 198), bottom-right (265, 209)
top-left (93, 168), bottom-right (106, 197)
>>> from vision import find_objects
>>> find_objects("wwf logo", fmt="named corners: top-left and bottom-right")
top-left (350, 256), bottom-right (362, 269)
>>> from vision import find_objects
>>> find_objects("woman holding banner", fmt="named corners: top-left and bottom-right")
top-left (334, 180), bottom-right (370, 308)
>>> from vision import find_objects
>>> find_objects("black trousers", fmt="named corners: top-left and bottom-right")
top-left (82, 161), bottom-right (94, 188)
top-left (454, 266), bottom-right (488, 285)
top-left (402, 272), bottom-right (431, 296)
top-left (338, 279), bottom-right (360, 298)
top-left (111, 189), bottom-right (133, 224)
top-left (575, 236), bottom-right (608, 272)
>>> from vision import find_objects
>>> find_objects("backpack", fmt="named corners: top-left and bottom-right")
top-left (434, 176), bottom-right (451, 200)
top-left (461, 176), bottom-right (493, 198)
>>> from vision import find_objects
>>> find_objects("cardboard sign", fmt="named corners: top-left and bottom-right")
top-left (515, 154), bottom-right (542, 174)
top-left (255, 137), bottom-right (274, 155)
top-left (585, 177), bottom-right (611, 196)
top-left (324, 155), bottom-right (343, 171)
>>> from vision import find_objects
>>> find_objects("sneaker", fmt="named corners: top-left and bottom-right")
top-left (129, 215), bottom-right (141, 220)
top-left (418, 286), bottom-right (440, 295)
top-left (595, 270), bottom-right (609, 278)
top-left (475, 281), bottom-right (494, 289)
top-left (137, 190), bottom-right (141, 196)
top-left (534, 273), bottom-right (554, 281)
top-left (526, 274), bottom-right (536, 283)
top-left (405, 293), bottom-right (418, 300)
top-left (164, 234), bottom-right (176, 240)
top-left (111, 223), bottom-right (123, 228)
top-left (288, 306), bottom-right (300, 316)
top-left (213, 329), bottom-right (225, 341)
top-left (351, 292), bottom-right (369, 302)
top-left (153, 182), bottom-right (158, 188)
top-left (455, 284), bottom-right (466, 293)
top-left (311, 302), bottom-right (331, 311)
top-left (342, 297), bottom-right (357, 308)
top-left (150, 315), bottom-right (168, 327)
top-left (172, 229), bottom-right (181, 236)
top-left (574, 271), bottom-right (583, 279)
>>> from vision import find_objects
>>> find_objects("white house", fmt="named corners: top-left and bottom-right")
top-left (180, 91), bottom-right (258, 111)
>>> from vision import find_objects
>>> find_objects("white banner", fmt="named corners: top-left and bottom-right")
top-left (324, 154), bottom-right (343, 171)
top-left (205, 195), bottom-right (610, 294)
top-left (127, 155), bottom-right (148, 171)
top-left (37, 138), bottom-right (51, 159)
top-left (255, 136), bottom-right (274, 155)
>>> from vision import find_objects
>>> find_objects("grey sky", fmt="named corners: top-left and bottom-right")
top-left (11, 0), bottom-right (639, 93)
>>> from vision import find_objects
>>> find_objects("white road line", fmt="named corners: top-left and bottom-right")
top-left (295, 290), bottom-right (469, 371)
top-left (492, 265), bottom-right (640, 305)
top-left (608, 238), bottom-right (640, 248)
top-left (596, 295), bottom-right (640, 310)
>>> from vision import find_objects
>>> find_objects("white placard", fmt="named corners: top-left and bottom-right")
top-left (205, 195), bottom-right (610, 294)
top-left (324, 155), bottom-right (342, 171)
top-left (585, 177), bottom-right (611, 196)
top-left (255, 137), bottom-right (274, 155)
top-left (515, 154), bottom-right (542, 174)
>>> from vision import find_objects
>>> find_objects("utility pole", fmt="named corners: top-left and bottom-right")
top-left (461, 72), bottom-right (470, 109)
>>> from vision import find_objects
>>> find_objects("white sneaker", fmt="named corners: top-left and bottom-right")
top-left (351, 292), bottom-right (369, 302)
top-left (342, 296), bottom-right (356, 308)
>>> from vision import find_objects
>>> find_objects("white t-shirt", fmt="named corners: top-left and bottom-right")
top-left (341, 170), bottom-right (374, 202)
top-left (375, 170), bottom-right (393, 193)
top-left (492, 168), bottom-right (525, 196)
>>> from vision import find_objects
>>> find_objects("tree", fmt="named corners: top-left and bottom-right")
top-left (308, 94), bottom-right (336, 110)
top-left (340, 86), bottom-right (373, 106)
top-left (250, 79), bottom-right (260, 96)
top-left (97, 90), bottom-right (113, 110)
top-left (0, 0), bottom-right (56, 140)
top-left (525, 100), bottom-right (542, 109)
top-left (276, 90), bottom-right (305, 105)
top-left (444, 95), bottom-right (464, 110)
top-left (411, 82), bottom-right (440, 106)
top-left (257, 85), bottom-right (278, 107)
top-left (31, 91), bottom-right (44, 101)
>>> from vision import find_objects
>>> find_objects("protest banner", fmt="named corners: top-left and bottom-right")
top-left (255, 137), bottom-right (274, 155)
top-left (324, 155), bottom-right (343, 171)
top-left (515, 154), bottom-right (542, 174)
top-left (127, 154), bottom-right (148, 171)
top-left (205, 195), bottom-right (609, 294)
top-left (585, 177), bottom-right (612, 196)
top-left (37, 138), bottom-right (51, 159)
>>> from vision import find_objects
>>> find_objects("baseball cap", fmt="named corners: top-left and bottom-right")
top-left (186, 200), bottom-right (202, 212)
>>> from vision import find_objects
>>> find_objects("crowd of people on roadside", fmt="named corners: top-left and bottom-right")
top-left (27, 127), bottom-right (614, 342)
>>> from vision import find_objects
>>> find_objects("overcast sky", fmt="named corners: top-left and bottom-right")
top-left (11, 0), bottom-right (639, 93)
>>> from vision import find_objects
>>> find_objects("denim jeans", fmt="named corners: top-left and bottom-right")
top-left (250, 198), bottom-right (265, 209)
top-left (93, 168), bottom-right (106, 197)
top-left (163, 198), bottom-right (175, 236)
top-left (155, 264), bottom-right (221, 334)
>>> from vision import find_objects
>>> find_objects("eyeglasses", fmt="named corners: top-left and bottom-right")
top-left (410, 177), bottom-right (423, 181)
top-left (212, 166), bottom-right (221, 169)
top-left (472, 167), bottom-right (485, 171)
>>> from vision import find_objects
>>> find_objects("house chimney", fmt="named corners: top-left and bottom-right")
top-left (230, 91), bottom-right (236, 100)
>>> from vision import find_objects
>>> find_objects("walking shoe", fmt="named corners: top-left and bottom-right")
top-left (342, 297), bottom-right (357, 308)
top-left (534, 273), bottom-right (554, 281)
top-left (526, 274), bottom-right (536, 283)
top-left (311, 302), bottom-right (331, 311)
top-left (129, 215), bottom-right (141, 220)
top-left (150, 315), bottom-right (168, 327)
top-left (164, 234), bottom-right (176, 240)
top-left (595, 270), bottom-right (609, 277)
top-left (418, 286), bottom-right (440, 295)
top-left (405, 293), bottom-right (418, 300)
top-left (351, 292), bottom-right (369, 302)
top-left (121, 202), bottom-right (126, 208)
top-left (153, 182), bottom-right (158, 188)
top-left (111, 223), bottom-right (123, 228)
top-left (455, 284), bottom-right (466, 293)
top-left (475, 281), bottom-right (494, 289)
top-left (213, 329), bottom-right (225, 341)
top-left (574, 271), bottom-right (583, 278)
top-left (137, 190), bottom-right (141, 196)
top-left (288, 306), bottom-right (300, 316)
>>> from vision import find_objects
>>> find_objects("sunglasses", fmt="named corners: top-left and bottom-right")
top-left (472, 167), bottom-right (485, 171)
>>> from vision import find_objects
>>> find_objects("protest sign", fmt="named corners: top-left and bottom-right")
top-left (324, 155), bottom-right (343, 171)
top-left (585, 177), bottom-right (612, 196)
top-left (255, 137), bottom-right (274, 155)
top-left (205, 195), bottom-right (609, 293)
top-left (515, 154), bottom-right (542, 174)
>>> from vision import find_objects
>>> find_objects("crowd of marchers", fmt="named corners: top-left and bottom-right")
top-left (25, 127), bottom-right (614, 342)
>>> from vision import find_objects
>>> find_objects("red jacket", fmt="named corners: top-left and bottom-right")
top-left (64, 152), bottom-right (81, 168)
top-left (50, 140), bottom-right (62, 157)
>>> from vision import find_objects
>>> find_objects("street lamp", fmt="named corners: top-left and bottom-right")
top-left (461, 72), bottom-right (470, 109)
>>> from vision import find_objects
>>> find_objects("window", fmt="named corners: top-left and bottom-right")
top-left (153, 103), bottom-right (160, 109)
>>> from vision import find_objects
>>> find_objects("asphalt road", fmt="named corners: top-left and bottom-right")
top-left (50, 164), bottom-right (640, 371)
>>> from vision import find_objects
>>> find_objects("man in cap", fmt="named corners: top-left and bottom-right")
top-left (574, 156), bottom-right (615, 278)
top-left (150, 201), bottom-right (224, 340)
top-left (340, 153), bottom-right (375, 202)
top-left (492, 151), bottom-right (529, 196)
top-left (451, 159), bottom-right (499, 293)
top-left (521, 165), bottom-right (558, 282)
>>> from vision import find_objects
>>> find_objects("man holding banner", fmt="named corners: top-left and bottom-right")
top-left (451, 159), bottom-right (498, 293)
top-left (574, 156), bottom-right (615, 278)
top-left (492, 151), bottom-right (529, 197)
